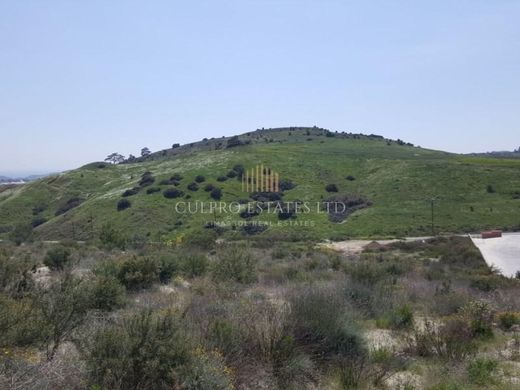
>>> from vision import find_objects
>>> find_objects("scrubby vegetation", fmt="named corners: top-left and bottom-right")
top-left (1, 233), bottom-right (519, 388)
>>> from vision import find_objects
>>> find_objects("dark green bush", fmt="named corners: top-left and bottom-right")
top-left (194, 175), bottom-right (206, 183)
top-left (212, 244), bottom-right (257, 284)
top-left (122, 188), bottom-right (139, 197)
top-left (8, 223), bottom-right (33, 245)
top-left (204, 183), bottom-right (215, 192)
top-left (467, 358), bottom-right (498, 385)
top-left (210, 187), bottom-right (222, 200)
top-left (163, 188), bottom-right (184, 198)
top-left (181, 254), bottom-right (208, 278)
top-left (91, 275), bottom-right (126, 311)
top-left (117, 198), bottom-right (131, 211)
top-left (325, 183), bottom-right (338, 192)
top-left (99, 223), bottom-right (127, 249)
top-left (187, 182), bottom-right (199, 191)
top-left (86, 310), bottom-right (190, 389)
top-left (216, 176), bottom-right (228, 182)
top-left (117, 256), bottom-right (159, 290)
top-left (146, 187), bottom-right (161, 194)
top-left (43, 245), bottom-right (71, 270)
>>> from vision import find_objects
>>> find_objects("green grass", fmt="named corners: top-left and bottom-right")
top-left (1, 127), bottom-right (520, 241)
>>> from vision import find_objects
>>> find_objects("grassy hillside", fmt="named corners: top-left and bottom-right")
top-left (1, 127), bottom-right (520, 241)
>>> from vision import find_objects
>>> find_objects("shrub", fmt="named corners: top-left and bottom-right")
top-left (146, 187), bottom-right (161, 194)
top-left (99, 223), bottom-right (127, 249)
top-left (117, 198), bottom-right (131, 211)
top-left (408, 317), bottom-right (476, 361)
top-left (226, 170), bottom-right (237, 178)
top-left (163, 188), bottom-right (184, 198)
top-left (279, 179), bottom-right (296, 191)
top-left (91, 275), bottom-right (126, 311)
top-left (204, 183), bottom-right (215, 192)
top-left (117, 256), bottom-right (159, 290)
top-left (8, 223), bottom-right (33, 245)
top-left (467, 358), bottom-right (498, 385)
top-left (55, 197), bottom-right (82, 216)
top-left (226, 135), bottom-right (242, 148)
top-left (31, 216), bottom-right (47, 228)
top-left (86, 310), bottom-right (190, 389)
top-left (187, 182), bottom-right (199, 191)
top-left (36, 273), bottom-right (92, 360)
top-left (43, 246), bottom-right (71, 270)
top-left (171, 173), bottom-right (183, 181)
top-left (181, 254), bottom-right (208, 277)
top-left (180, 347), bottom-right (234, 390)
top-left (139, 172), bottom-right (155, 187)
top-left (346, 175), bottom-right (356, 181)
top-left (325, 183), bottom-right (338, 192)
top-left (158, 255), bottom-right (181, 283)
top-left (122, 188), bottom-right (139, 197)
top-left (290, 287), bottom-right (366, 360)
top-left (380, 305), bottom-right (414, 330)
top-left (212, 244), bottom-right (257, 283)
top-left (486, 184), bottom-right (496, 193)
top-left (195, 175), bottom-right (206, 183)
top-left (460, 300), bottom-right (494, 339)
top-left (216, 176), bottom-right (228, 182)
top-left (497, 311), bottom-right (520, 330)
top-left (470, 275), bottom-right (500, 291)
top-left (210, 187), bottom-right (222, 200)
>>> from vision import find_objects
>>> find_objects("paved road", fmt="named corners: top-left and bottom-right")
top-left (470, 233), bottom-right (520, 277)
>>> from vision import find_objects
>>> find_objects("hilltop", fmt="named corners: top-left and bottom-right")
top-left (1, 127), bottom-right (519, 242)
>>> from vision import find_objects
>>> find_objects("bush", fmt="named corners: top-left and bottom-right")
top-left (226, 135), bottom-right (242, 148)
top-left (279, 179), bottom-right (296, 191)
top-left (216, 176), bottom-right (228, 182)
top-left (204, 183), bottom-right (215, 192)
top-left (460, 300), bottom-right (494, 339)
top-left (117, 198), bottom-right (131, 211)
top-left (467, 358), bottom-right (498, 385)
top-left (325, 183), bottom-right (338, 192)
top-left (290, 287), bottom-right (366, 360)
top-left (99, 223), bottom-right (127, 250)
top-left (146, 187), bottom-right (161, 194)
top-left (346, 175), bottom-right (356, 181)
top-left (122, 188), bottom-right (139, 197)
top-left (158, 255), bottom-right (181, 283)
top-left (117, 256), bottom-right (159, 290)
top-left (486, 184), bottom-right (496, 193)
top-left (31, 216), bottom-right (48, 227)
top-left (379, 305), bottom-right (414, 330)
top-left (187, 182), bottom-right (199, 191)
top-left (212, 244), bottom-right (257, 284)
top-left (55, 197), bottom-right (82, 216)
top-left (8, 223), bottom-right (33, 245)
top-left (43, 246), bottom-right (71, 270)
top-left (195, 175), bottom-right (206, 183)
top-left (497, 311), bottom-right (520, 330)
top-left (171, 173), bottom-right (183, 181)
top-left (408, 317), bottom-right (476, 360)
top-left (181, 254), bottom-right (208, 278)
top-left (210, 187), bottom-right (222, 200)
top-left (139, 172), bottom-right (155, 187)
top-left (180, 347), bottom-right (234, 390)
top-left (36, 273), bottom-right (92, 360)
top-left (86, 310), bottom-right (190, 389)
top-left (226, 170), bottom-right (237, 178)
top-left (91, 275), bottom-right (126, 311)
top-left (163, 188), bottom-right (184, 198)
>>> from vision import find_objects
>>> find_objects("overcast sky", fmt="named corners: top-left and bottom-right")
top-left (1, 1), bottom-right (519, 176)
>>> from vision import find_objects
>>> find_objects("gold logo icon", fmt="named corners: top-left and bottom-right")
top-left (242, 164), bottom-right (279, 193)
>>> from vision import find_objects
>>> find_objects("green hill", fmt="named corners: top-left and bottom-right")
top-left (1, 127), bottom-right (519, 241)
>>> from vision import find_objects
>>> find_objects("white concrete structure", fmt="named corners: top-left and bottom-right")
top-left (470, 232), bottom-right (520, 277)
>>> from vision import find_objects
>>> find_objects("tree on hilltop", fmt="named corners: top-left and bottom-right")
top-left (105, 153), bottom-right (125, 164)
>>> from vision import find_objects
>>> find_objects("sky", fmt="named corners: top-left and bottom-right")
top-left (1, 0), bottom-right (519, 176)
